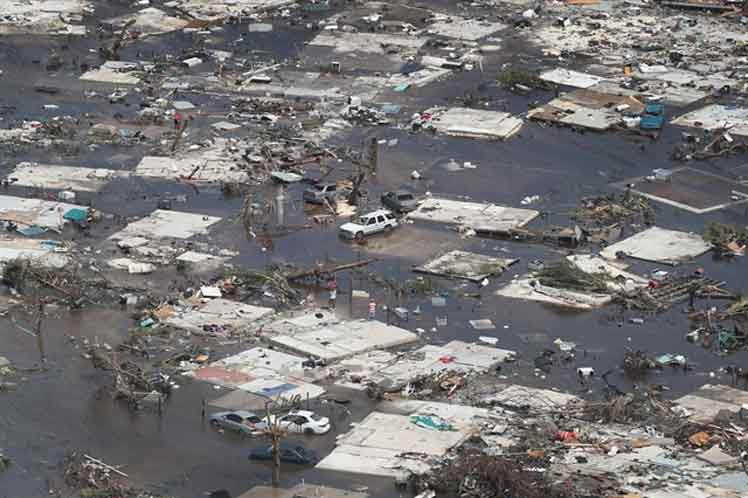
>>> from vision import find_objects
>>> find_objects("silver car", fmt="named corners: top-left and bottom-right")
top-left (303, 183), bottom-right (338, 204)
top-left (209, 410), bottom-right (268, 435)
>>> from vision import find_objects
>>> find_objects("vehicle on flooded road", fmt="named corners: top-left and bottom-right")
top-left (209, 411), bottom-right (268, 435)
top-left (248, 442), bottom-right (319, 464)
top-left (339, 209), bottom-right (399, 240)
top-left (275, 410), bottom-right (331, 435)
top-left (381, 190), bottom-right (418, 213)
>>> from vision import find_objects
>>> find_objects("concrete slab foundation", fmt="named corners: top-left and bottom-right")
top-left (7, 163), bottom-right (129, 192)
top-left (109, 210), bottom-right (222, 240)
top-left (599, 227), bottom-right (711, 265)
top-left (428, 107), bottom-right (523, 139)
top-left (408, 197), bottom-right (539, 235)
top-left (414, 250), bottom-right (518, 282)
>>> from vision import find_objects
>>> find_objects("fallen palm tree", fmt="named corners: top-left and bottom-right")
top-left (535, 259), bottom-right (613, 293)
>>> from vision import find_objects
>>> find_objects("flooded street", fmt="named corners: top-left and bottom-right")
top-left (2, 1), bottom-right (748, 497)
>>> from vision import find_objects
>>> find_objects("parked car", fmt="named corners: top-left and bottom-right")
top-left (248, 442), bottom-right (319, 465)
top-left (381, 190), bottom-right (418, 213)
top-left (275, 410), bottom-right (331, 435)
top-left (339, 209), bottom-right (398, 240)
top-left (209, 411), bottom-right (267, 435)
top-left (303, 182), bottom-right (338, 204)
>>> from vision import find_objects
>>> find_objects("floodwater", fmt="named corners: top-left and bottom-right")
top-left (2, 1), bottom-right (748, 497)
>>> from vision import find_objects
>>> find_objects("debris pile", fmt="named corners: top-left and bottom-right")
top-left (703, 222), bottom-right (748, 257)
top-left (64, 452), bottom-right (171, 498)
top-left (87, 348), bottom-right (171, 411)
top-left (412, 449), bottom-right (573, 498)
top-left (573, 193), bottom-right (654, 227)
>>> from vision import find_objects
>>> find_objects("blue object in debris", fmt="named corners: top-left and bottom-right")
top-left (63, 208), bottom-right (88, 222)
top-left (645, 102), bottom-right (664, 115)
top-left (39, 240), bottom-right (62, 249)
top-left (17, 225), bottom-right (47, 236)
top-left (640, 113), bottom-right (665, 130)
top-left (140, 317), bottom-right (155, 328)
top-left (640, 98), bottom-right (665, 130)
top-left (260, 383), bottom-right (296, 396)
top-left (393, 83), bottom-right (410, 92)
top-left (381, 104), bottom-right (402, 114)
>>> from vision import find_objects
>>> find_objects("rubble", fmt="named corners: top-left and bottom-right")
top-left (4, 1), bottom-right (748, 497)
top-left (316, 400), bottom-right (492, 478)
top-left (528, 89), bottom-right (646, 131)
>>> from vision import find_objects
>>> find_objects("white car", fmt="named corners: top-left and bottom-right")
top-left (339, 209), bottom-right (399, 240)
top-left (275, 410), bottom-right (331, 435)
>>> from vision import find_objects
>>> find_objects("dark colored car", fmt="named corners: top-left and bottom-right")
top-left (381, 190), bottom-right (418, 213)
top-left (248, 442), bottom-right (319, 465)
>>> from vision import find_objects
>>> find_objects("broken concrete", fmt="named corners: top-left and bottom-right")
top-left (672, 104), bottom-right (748, 137)
top-left (165, 298), bottom-right (273, 335)
top-left (600, 227), bottom-right (712, 265)
top-left (408, 197), bottom-right (539, 235)
top-left (109, 210), bottom-right (221, 241)
top-left (675, 384), bottom-right (748, 423)
top-left (316, 400), bottom-right (494, 478)
top-left (528, 89), bottom-right (645, 131)
top-left (425, 16), bottom-right (506, 41)
top-left (267, 317), bottom-right (418, 362)
top-left (308, 32), bottom-right (427, 54)
top-left (7, 163), bottom-right (129, 192)
top-left (191, 346), bottom-right (325, 402)
top-left (427, 107), bottom-right (523, 140)
top-left (0, 237), bottom-right (69, 269)
top-left (237, 484), bottom-right (368, 498)
top-left (413, 250), bottom-right (518, 282)
top-left (135, 153), bottom-right (250, 184)
top-left (0, 0), bottom-right (89, 35)
top-left (0, 195), bottom-right (89, 232)
top-left (496, 255), bottom-right (646, 309)
top-left (336, 340), bottom-right (514, 391)
top-left (104, 8), bottom-right (189, 37)
top-left (80, 62), bottom-right (145, 85)
top-left (539, 68), bottom-right (606, 89)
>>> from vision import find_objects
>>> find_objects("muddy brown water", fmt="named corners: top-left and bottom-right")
top-left (2, 1), bottom-right (748, 497)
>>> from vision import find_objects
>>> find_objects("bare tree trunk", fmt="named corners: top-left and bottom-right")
top-left (272, 434), bottom-right (280, 487)
top-left (35, 301), bottom-right (46, 363)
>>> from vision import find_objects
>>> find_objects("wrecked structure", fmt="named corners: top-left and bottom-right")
top-left (4, 1), bottom-right (748, 497)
